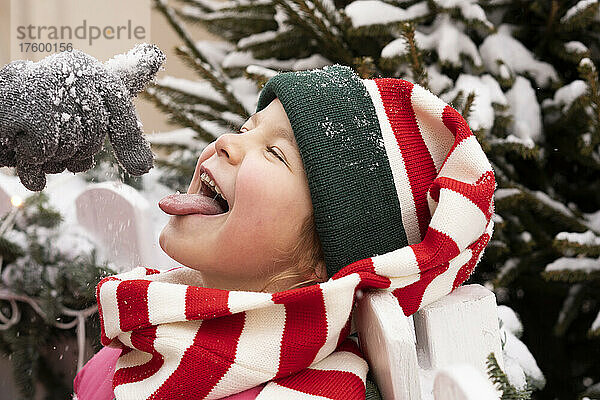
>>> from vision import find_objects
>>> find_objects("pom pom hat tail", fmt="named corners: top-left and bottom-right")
top-left (256, 64), bottom-right (496, 315)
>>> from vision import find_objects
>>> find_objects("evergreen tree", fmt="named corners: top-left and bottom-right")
top-left (487, 352), bottom-right (533, 400)
top-left (0, 192), bottom-right (114, 399)
top-left (144, 0), bottom-right (600, 397)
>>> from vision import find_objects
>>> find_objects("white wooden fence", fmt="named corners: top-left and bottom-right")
top-left (354, 285), bottom-right (504, 399)
top-left (0, 171), bottom-right (508, 399)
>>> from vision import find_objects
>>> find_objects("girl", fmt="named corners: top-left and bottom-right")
top-left (74, 64), bottom-right (495, 400)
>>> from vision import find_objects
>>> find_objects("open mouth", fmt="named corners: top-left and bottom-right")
top-left (200, 180), bottom-right (230, 214)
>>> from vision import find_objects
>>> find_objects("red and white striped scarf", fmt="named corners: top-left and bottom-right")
top-left (96, 80), bottom-right (496, 399)
top-left (97, 224), bottom-right (494, 399)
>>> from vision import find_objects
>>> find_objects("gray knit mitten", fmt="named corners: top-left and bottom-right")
top-left (0, 43), bottom-right (166, 191)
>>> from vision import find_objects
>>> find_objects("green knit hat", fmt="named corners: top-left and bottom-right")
top-left (256, 64), bottom-right (495, 281)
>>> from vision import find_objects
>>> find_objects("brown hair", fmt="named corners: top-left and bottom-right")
top-left (259, 211), bottom-right (327, 292)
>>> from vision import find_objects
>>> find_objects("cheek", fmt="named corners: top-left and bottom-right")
top-left (236, 170), bottom-right (291, 221)
top-left (228, 170), bottom-right (308, 247)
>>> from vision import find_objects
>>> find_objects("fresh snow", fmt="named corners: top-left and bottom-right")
top-left (432, 0), bottom-right (493, 29)
top-left (222, 51), bottom-right (333, 77)
top-left (580, 57), bottom-right (595, 70)
top-left (415, 15), bottom-right (482, 68)
top-left (584, 209), bottom-right (600, 232)
top-left (237, 31), bottom-right (280, 48)
top-left (426, 65), bottom-right (453, 95)
top-left (533, 190), bottom-right (576, 218)
top-left (505, 76), bottom-right (542, 143)
top-left (520, 231), bottom-right (532, 243)
top-left (494, 188), bottom-right (521, 200)
top-left (496, 257), bottom-right (518, 282)
top-left (105, 46), bottom-right (146, 75)
top-left (293, 54), bottom-right (335, 71)
top-left (441, 74), bottom-right (506, 131)
top-left (227, 76), bottom-right (269, 114)
top-left (501, 325), bottom-right (546, 390)
top-left (541, 80), bottom-right (588, 113)
top-left (381, 37), bottom-right (409, 59)
top-left (564, 41), bottom-right (588, 54)
top-left (157, 76), bottom-right (227, 104)
top-left (479, 25), bottom-right (558, 87)
top-left (561, 0), bottom-right (598, 23)
top-left (344, 0), bottom-right (428, 27)
top-left (555, 230), bottom-right (600, 246)
top-left (497, 305), bottom-right (523, 337)
top-left (145, 127), bottom-right (208, 149)
top-left (591, 311), bottom-right (600, 333)
top-left (501, 134), bottom-right (535, 149)
top-left (545, 257), bottom-right (600, 274)
top-left (194, 40), bottom-right (236, 67)
top-left (245, 65), bottom-right (279, 79)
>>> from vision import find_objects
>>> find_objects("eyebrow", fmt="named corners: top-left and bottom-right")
top-left (249, 113), bottom-right (294, 143)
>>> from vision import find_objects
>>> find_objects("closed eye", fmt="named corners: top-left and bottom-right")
top-left (267, 146), bottom-right (286, 163)
top-left (238, 126), bottom-right (288, 165)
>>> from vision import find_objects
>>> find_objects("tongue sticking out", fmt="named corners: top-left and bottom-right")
top-left (159, 193), bottom-right (226, 216)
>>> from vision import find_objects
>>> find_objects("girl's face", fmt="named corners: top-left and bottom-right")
top-left (159, 98), bottom-right (315, 291)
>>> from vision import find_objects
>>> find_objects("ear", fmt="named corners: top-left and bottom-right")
top-left (307, 260), bottom-right (327, 283)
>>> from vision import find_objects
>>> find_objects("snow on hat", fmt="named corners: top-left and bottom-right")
top-left (256, 64), bottom-right (496, 283)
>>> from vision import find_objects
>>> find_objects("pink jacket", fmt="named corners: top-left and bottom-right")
top-left (73, 346), bottom-right (266, 400)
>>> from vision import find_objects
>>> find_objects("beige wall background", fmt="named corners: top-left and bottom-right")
top-left (0, 0), bottom-right (223, 134)
top-left (136, 5), bottom-right (223, 134)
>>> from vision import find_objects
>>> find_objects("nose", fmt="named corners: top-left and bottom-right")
top-left (214, 132), bottom-right (245, 165)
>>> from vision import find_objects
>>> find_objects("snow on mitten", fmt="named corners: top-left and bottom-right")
top-left (0, 43), bottom-right (166, 191)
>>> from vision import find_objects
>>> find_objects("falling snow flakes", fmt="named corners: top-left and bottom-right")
top-left (479, 25), bottom-right (558, 87)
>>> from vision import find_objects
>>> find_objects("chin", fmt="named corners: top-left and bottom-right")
top-left (158, 222), bottom-right (207, 270)
top-left (158, 222), bottom-right (184, 263)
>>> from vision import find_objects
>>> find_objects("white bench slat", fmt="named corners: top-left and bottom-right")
top-left (354, 290), bottom-right (422, 400)
top-left (355, 284), bottom-right (504, 399)
top-left (413, 284), bottom-right (505, 375)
